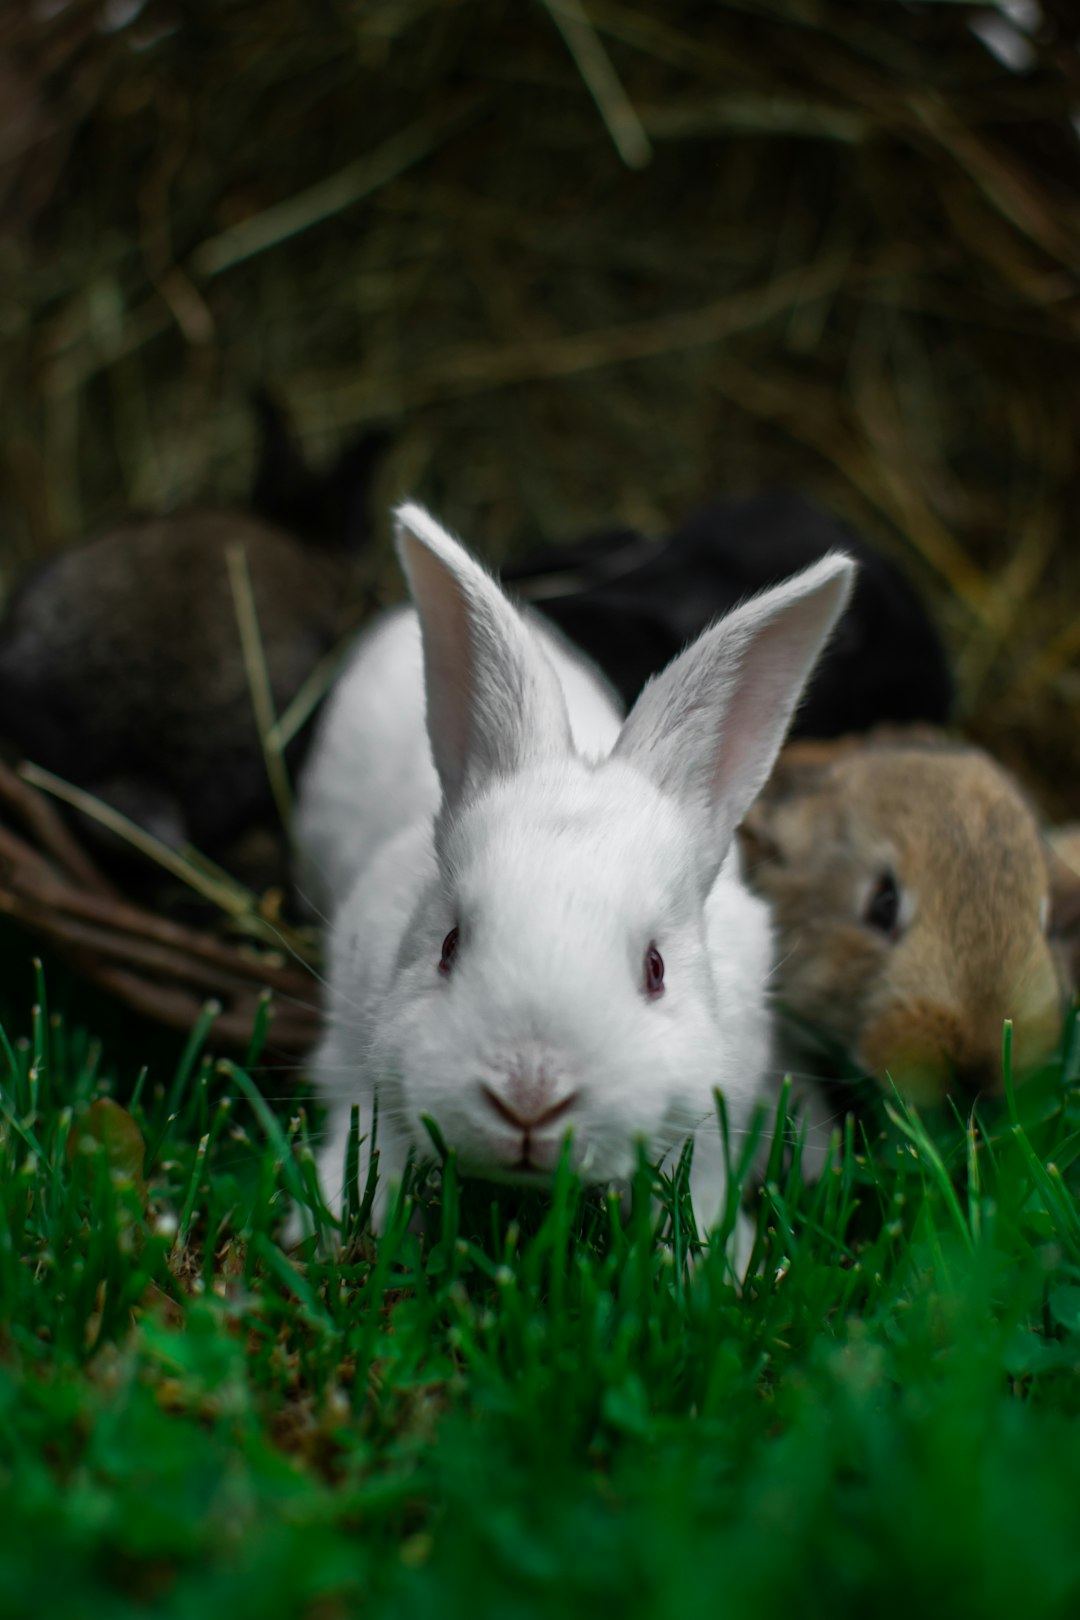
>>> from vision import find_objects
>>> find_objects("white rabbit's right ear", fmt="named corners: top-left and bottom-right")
top-left (395, 502), bottom-right (572, 810)
top-left (615, 552), bottom-right (856, 876)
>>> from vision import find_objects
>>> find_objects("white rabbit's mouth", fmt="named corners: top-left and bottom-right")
top-left (454, 1117), bottom-right (577, 1180)
top-left (445, 1115), bottom-right (645, 1192)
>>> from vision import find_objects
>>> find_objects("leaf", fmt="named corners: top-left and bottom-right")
top-left (601, 1374), bottom-right (652, 1438)
top-left (1002, 1325), bottom-right (1078, 1377)
top-left (1048, 1285), bottom-right (1080, 1335)
top-left (67, 1099), bottom-right (147, 1196)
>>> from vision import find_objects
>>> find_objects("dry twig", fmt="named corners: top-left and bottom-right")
top-left (0, 762), bottom-right (319, 1054)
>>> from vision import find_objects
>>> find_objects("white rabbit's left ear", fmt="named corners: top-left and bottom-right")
top-left (395, 502), bottom-right (572, 811)
top-left (615, 552), bottom-right (856, 870)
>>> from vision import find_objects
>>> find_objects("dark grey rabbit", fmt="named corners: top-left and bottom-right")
top-left (504, 491), bottom-right (953, 736)
top-left (0, 401), bottom-right (391, 866)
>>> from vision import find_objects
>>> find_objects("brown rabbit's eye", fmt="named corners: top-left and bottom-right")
top-left (644, 943), bottom-right (665, 997)
top-left (863, 872), bottom-right (901, 938)
top-left (439, 926), bottom-right (460, 976)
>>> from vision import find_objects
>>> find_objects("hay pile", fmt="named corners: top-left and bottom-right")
top-left (1, 0), bottom-right (1080, 1033)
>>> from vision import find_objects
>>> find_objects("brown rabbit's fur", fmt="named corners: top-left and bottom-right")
top-left (739, 729), bottom-right (1070, 1105)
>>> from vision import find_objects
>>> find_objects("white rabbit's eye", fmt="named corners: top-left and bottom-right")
top-left (863, 872), bottom-right (901, 938)
top-left (439, 926), bottom-right (460, 977)
top-left (644, 943), bottom-right (665, 997)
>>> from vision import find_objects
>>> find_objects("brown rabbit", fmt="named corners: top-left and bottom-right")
top-left (738, 728), bottom-right (1071, 1109)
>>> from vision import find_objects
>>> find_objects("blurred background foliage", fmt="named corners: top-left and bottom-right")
top-left (2, 0), bottom-right (1080, 807)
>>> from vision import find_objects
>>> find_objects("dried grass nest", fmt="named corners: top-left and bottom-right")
top-left (0, 757), bottom-right (320, 1053)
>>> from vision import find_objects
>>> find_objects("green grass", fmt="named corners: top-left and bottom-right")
top-left (3, 966), bottom-right (1080, 1620)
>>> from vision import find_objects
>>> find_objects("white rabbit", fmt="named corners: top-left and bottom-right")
top-left (296, 502), bottom-right (854, 1249)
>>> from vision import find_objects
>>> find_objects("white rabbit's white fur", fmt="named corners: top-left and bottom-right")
top-left (297, 502), bottom-right (854, 1245)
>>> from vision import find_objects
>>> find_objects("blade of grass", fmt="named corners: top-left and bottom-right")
top-left (18, 762), bottom-right (270, 928)
top-left (225, 540), bottom-right (294, 838)
top-left (884, 1090), bottom-right (974, 1255)
top-left (541, 0), bottom-right (652, 169)
top-left (165, 999), bottom-right (221, 1119)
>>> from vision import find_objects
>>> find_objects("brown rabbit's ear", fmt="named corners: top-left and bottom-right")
top-left (1046, 826), bottom-right (1080, 990)
top-left (738, 745), bottom-right (840, 867)
top-left (739, 724), bottom-right (958, 865)
top-left (752, 735), bottom-right (857, 810)
top-left (861, 721), bottom-right (954, 753)
top-left (766, 725), bottom-right (953, 776)
top-left (738, 801), bottom-right (785, 868)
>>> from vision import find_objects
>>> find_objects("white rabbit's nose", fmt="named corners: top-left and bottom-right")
top-left (481, 1080), bottom-right (577, 1132)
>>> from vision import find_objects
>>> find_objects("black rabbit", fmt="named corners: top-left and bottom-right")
top-left (504, 491), bottom-right (953, 736)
